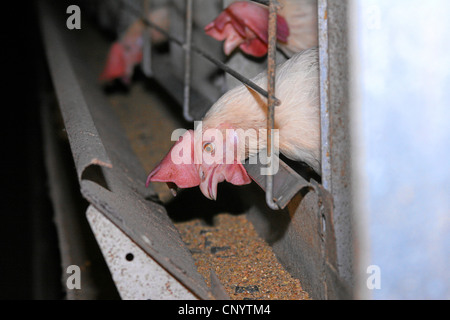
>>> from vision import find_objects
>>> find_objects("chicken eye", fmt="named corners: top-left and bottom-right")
top-left (203, 142), bottom-right (215, 154)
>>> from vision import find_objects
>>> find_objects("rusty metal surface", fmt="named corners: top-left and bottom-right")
top-left (318, 0), bottom-right (330, 184)
top-left (320, 0), bottom-right (354, 290)
top-left (39, 0), bottom-right (213, 300)
top-left (264, 0), bottom-right (281, 210)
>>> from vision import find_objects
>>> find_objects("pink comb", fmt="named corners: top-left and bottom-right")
top-left (205, 1), bottom-right (289, 57)
top-left (99, 42), bottom-right (127, 81)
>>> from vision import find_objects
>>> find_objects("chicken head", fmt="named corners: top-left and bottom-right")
top-left (146, 128), bottom-right (251, 200)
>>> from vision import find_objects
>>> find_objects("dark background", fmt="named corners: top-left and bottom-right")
top-left (0, 0), bottom-right (60, 299)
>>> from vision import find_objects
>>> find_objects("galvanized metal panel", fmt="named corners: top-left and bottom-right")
top-left (318, 0), bottom-right (354, 290)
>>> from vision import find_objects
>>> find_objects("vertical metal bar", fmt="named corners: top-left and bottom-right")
top-left (318, 0), bottom-right (331, 190)
top-left (321, 0), bottom-right (354, 291)
top-left (183, 0), bottom-right (194, 122)
top-left (265, 0), bottom-right (280, 210)
top-left (142, 0), bottom-right (153, 77)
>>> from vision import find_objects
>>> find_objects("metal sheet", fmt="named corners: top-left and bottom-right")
top-left (318, 0), bottom-right (354, 290)
top-left (86, 205), bottom-right (197, 300)
top-left (41, 96), bottom-right (118, 300)
top-left (40, 3), bottom-right (112, 180)
top-left (243, 154), bottom-right (311, 210)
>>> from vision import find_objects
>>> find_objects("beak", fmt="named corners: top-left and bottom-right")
top-left (199, 167), bottom-right (222, 201)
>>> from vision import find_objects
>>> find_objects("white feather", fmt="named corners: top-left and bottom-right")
top-left (200, 47), bottom-right (320, 172)
top-left (278, 0), bottom-right (318, 57)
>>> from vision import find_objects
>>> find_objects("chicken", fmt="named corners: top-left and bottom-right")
top-left (146, 48), bottom-right (320, 200)
top-left (204, 1), bottom-right (289, 57)
top-left (205, 0), bottom-right (317, 58)
top-left (278, 0), bottom-right (318, 56)
top-left (100, 6), bottom-right (169, 83)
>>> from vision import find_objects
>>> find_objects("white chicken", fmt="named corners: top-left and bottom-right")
top-left (147, 47), bottom-right (320, 200)
top-left (205, 0), bottom-right (318, 58)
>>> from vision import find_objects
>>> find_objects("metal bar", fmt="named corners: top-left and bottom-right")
top-left (141, 0), bottom-right (153, 77)
top-left (121, 1), bottom-right (281, 106)
top-left (250, 0), bottom-right (271, 5)
top-left (183, 0), bottom-right (194, 121)
top-left (243, 154), bottom-right (311, 210)
top-left (265, 0), bottom-right (281, 210)
top-left (322, 0), bottom-right (354, 291)
top-left (318, 0), bottom-right (331, 189)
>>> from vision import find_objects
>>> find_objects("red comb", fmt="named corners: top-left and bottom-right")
top-left (99, 42), bottom-right (127, 81)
